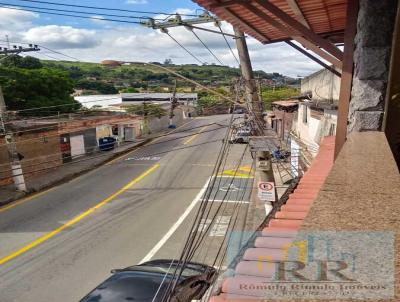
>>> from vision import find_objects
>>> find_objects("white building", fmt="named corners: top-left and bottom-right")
top-left (291, 68), bottom-right (339, 157)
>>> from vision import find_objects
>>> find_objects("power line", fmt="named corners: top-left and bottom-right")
top-left (0, 123), bottom-right (228, 171)
top-left (0, 5), bottom-right (143, 25)
top-left (0, 39), bottom-right (80, 61)
top-left (16, 0), bottom-right (199, 16)
top-left (36, 44), bottom-right (81, 61)
top-left (189, 29), bottom-right (225, 66)
top-left (0, 136), bottom-right (225, 181)
top-left (163, 31), bottom-right (205, 65)
top-left (216, 22), bottom-right (240, 66)
top-left (0, 2), bottom-right (164, 20)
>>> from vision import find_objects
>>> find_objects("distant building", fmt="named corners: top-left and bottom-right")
top-left (291, 68), bottom-right (339, 157)
top-left (0, 113), bottom-right (143, 185)
top-left (121, 93), bottom-right (198, 105)
top-left (101, 60), bottom-right (122, 67)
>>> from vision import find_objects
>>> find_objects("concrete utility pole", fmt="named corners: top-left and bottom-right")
top-left (169, 79), bottom-right (178, 127)
top-left (234, 28), bottom-right (264, 127)
top-left (0, 86), bottom-right (26, 191)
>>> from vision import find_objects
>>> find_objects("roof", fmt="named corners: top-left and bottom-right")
top-left (209, 136), bottom-right (335, 302)
top-left (121, 93), bottom-right (198, 100)
top-left (271, 100), bottom-right (299, 107)
top-left (192, 0), bottom-right (346, 44)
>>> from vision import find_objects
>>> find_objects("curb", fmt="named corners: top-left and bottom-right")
top-left (0, 138), bottom-right (153, 208)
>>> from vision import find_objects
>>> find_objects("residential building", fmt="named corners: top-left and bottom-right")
top-left (0, 113), bottom-right (143, 185)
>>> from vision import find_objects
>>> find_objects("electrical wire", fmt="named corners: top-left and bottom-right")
top-left (35, 44), bottom-right (81, 61)
top-left (163, 31), bottom-right (205, 65)
top-left (0, 136), bottom-right (225, 181)
top-left (0, 5), bottom-right (144, 25)
top-left (216, 23), bottom-right (240, 66)
top-left (0, 2), bottom-right (165, 20)
top-left (190, 29), bottom-right (224, 66)
top-left (0, 123), bottom-right (228, 172)
top-left (16, 0), bottom-right (199, 17)
top-left (159, 114), bottom-right (236, 301)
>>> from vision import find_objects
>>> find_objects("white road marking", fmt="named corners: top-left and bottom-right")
top-left (139, 177), bottom-right (211, 264)
top-left (209, 215), bottom-right (231, 237)
top-left (212, 199), bottom-right (250, 204)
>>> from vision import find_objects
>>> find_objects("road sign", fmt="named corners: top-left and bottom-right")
top-left (258, 181), bottom-right (276, 201)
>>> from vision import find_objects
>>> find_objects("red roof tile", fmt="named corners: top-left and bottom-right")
top-left (209, 136), bottom-right (335, 301)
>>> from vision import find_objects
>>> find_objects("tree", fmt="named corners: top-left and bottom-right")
top-left (75, 79), bottom-right (118, 94)
top-left (1, 55), bottom-right (42, 69)
top-left (0, 66), bottom-right (80, 115)
top-left (261, 87), bottom-right (300, 110)
top-left (120, 87), bottom-right (139, 93)
top-left (164, 58), bottom-right (173, 65)
top-left (125, 103), bottom-right (167, 118)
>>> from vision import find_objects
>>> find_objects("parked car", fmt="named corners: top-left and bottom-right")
top-left (79, 259), bottom-right (216, 302)
top-left (229, 127), bottom-right (251, 144)
top-left (233, 108), bottom-right (247, 114)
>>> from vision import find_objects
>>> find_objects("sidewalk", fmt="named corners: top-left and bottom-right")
top-left (0, 137), bottom-right (152, 207)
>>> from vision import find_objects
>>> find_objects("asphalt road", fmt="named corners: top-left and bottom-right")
top-left (0, 115), bottom-right (253, 302)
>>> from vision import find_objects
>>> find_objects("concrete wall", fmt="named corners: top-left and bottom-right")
top-left (348, 0), bottom-right (398, 131)
top-left (148, 107), bottom-right (187, 133)
top-left (292, 103), bottom-right (338, 156)
top-left (0, 132), bottom-right (62, 185)
top-left (301, 68), bottom-right (341, 102)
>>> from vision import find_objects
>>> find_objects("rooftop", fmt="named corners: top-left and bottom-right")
top-left (121, 93), bottom-right (198, 100)
top-left (193, 0), bottom-right (346, 44)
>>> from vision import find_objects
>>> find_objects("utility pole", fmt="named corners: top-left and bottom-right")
top-left (233, 28), bottom-right (264, 130)
top-left (169, 79), bottom-right (178, 127)
top-left (0, 44), bottom-right (40, 56)
top-left (0, 86), bottom-right (26, 191)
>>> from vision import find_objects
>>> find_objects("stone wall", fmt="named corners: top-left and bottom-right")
top-left (348, 0), bottom-right (398, 131)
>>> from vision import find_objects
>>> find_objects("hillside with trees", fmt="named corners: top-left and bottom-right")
top-left (0, 55), bottom-right (300, 115)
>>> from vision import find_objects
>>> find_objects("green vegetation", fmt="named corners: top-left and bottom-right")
top-left (261, 87), bottom-right (300, 110)
top-left (0, 56), bottom-right (80, 115)
top-left (197, 88), bottom-right (231, 110)
top-left (75, 79), bottom-right (118, 94)
top-left (125, 103), bottom-right (167, 118)
top-left (0, 55), bottom-right (299, 116)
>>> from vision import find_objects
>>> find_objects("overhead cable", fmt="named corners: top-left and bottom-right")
top-left (190, 29), bottom-right (224, 66)
top-left (16, 0), bottom-right (199, 16)
top-left (0, 5), bottom-right (144, 25)
top-left (0, 2), bottom-right (164, 20)
top-left (216, 22), bottom-right (240, 66)
top-left (163, 31), bottom-right (205, 65)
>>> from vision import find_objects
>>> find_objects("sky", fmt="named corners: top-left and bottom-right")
top-left (0, 0), bottom-right (323, 77)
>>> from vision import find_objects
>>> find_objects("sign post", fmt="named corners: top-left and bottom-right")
top-left (257, 181), bottom-right (276, 202)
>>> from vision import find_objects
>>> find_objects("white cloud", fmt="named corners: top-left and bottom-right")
top-left (0, 7), bottom-right (323, 77)
top-left (125, 0), bottom-right (148, 4)
top-left (0, 7), bottom-right (38, 38)
top-left (22, 25), bottom-right (99, 49)
top-left (56, 24), bottom-right (322, 77)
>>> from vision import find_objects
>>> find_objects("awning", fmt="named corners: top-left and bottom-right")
top-left (192, 0), bottom-right (347, 71)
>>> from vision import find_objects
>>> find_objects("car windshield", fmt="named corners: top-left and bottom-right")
top-left (80, 272), bottom-right (172, 302)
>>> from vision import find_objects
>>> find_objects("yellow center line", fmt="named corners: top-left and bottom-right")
top-left (183, 125), bottom-right (208, 145)
top-left (0, 164), bottom-right (159, 266)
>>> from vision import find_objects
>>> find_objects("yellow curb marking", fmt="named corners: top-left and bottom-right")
top-left (216, 165), bottom-right (254, 178)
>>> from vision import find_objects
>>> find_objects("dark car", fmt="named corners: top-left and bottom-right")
top-left (80, 259), bottom-right (217, 302)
